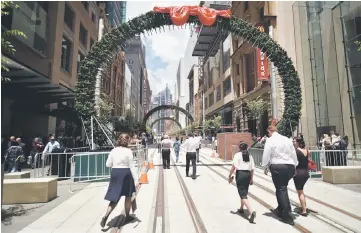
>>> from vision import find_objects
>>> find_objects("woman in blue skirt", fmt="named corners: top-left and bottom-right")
top-left (101, 134), bottom-right (138, 228)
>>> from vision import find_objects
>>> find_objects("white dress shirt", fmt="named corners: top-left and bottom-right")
top-left (44, 141), bottom-right (60, 154)
top-left (182, 137), bottom-right (199, 152)
top-left (161, 139), bottom-right (173, 149)
top-left (106, 146), bottom-right (134, 168)
top-left (261, 132), bottom-right (298, 167)
top-left (233, 152), bottom-right (255, 171)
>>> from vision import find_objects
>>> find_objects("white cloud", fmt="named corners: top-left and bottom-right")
top-left (126, 1), bottom-right (198, 96)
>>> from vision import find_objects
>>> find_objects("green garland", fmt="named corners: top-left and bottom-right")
top-left (76, 12), bottom-right (301, 138)
top-left (143, 104), bottom-right (195, 126)
top-left (150, 117), bottom-right (182, 130)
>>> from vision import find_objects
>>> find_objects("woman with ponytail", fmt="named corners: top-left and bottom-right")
top-left (228, 142), bottom-right (256, 223)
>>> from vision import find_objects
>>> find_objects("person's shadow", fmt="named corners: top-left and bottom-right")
top-left (102, 214), bottom-right (141, 232)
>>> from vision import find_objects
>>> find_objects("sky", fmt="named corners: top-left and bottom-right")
top-left (126, 1), bottom-right (198, 97)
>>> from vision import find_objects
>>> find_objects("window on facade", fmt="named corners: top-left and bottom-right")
top-left (82, 1), bottom-right (89, 11)
top-left (91, 10), bottom-right (96, 24)
top-left (64, 3), bottom-right (74, 30)
top-left (90, 38), bottom-right (95, 49)
top-left (205, 97), bottom-right (208, 109)
top-left (79, 23), bottom-right (88, 47)
top-left (209, 92), bottom-right (214, 107)
top-left (223, 77), bottom-right (232, 97)
top-left (216, 85), bottom-right (221, 101)
top-left (245, 1), bottom-right (249, 11)
top-left (246, 52), bottom-right (256, 92)
top-left (61, 37), bottom-right (72, 72)
top-left (77, 52), bottom-right (85, 73)
top-left (235, 63), bottom-right (240, 75)
top-left (208, 63), bottom-right (212, 89)
top-left (223, 34), bottom-right (231, 73)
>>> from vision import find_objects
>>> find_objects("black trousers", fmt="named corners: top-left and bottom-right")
top-left (270, 164), bottom-right (295, 219)
top-left (186, 152), bottom-right (197, 178)
top-left (162, 149), bottom-right (170, 169)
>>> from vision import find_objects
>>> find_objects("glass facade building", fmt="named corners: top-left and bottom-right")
top-left (292, 1), bottom-right (361, 148)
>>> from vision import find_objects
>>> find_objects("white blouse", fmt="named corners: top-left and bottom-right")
top-left (106, 147), bottom-right (134, 169)
top-left (232, 152), bottom-right (255, 171)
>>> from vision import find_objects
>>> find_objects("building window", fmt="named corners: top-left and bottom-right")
top-left (64, 3), bottom-right (74, 30)
top-left (216, 85), bottom-right (221, 101)
top-left (209, 92), bottom-right (214, 107)
top-left (82, 1), bottom-right (89, 11)
top-left (79, 23), bottom-right (88, 47)
top-left (246, 52), bottom-right (256, 92)
top-left (77, 52), bottom-right (85, 73)
top-left (223, 77), bottom-right (232, 97)
top-left (91, 10), bottom-right (96, 24)
top-left (205, 97), bottom-right (208, 109)
top-left (61, 36), bottom-right (72, 72)
top-left (223, 34), bottom-right (231, 73)
top-left (245, 1), bottom-right (249, 11)
top-left (90, 38), bottom-right (95, 49)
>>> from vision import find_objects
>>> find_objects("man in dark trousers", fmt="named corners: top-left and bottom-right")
top-left (160, 135), bottom-right (172, 169)
top-left (182, 133), bottom-right (198, 179)
top-left (262, 125), bottom-right (298, 225)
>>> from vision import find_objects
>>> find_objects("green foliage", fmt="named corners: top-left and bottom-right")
top-left (244, 97), bottom-right (268, 120)
top-left (75, 11), bottom-right (301, 138)
top-left (356, 41), bottom-right (361, 52)
top-left (96, 93), bottom-right (114, 125)
top-left (1, 1), bottom-right (27, 82)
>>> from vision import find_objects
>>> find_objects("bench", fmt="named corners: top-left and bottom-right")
top-left (4, 171), bottom-right (31, 179)
top-left (3, 178), bottom-right (57, 204)
top-left (322, 166), bottom-right (361, 184)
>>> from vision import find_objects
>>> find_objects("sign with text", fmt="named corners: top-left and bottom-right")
top-left (255, 24), bottom-right (270, 81)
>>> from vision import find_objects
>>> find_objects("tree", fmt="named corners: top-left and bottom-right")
top-left (244, 97), bottom-right (268, 136)
top-left (1, 1), bottom-right (27, 81)
top-left (96, 93), bottom-right (114, 125)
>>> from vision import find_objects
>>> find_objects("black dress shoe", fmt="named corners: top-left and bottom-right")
top-left (237, 208), bottom-right (244, 214)
top-left (271, 208), bottom-right (283, 218)
top-left (281, 217), bottom-right (294, 225)
top-left (100, 216), bottom-right (108, 228)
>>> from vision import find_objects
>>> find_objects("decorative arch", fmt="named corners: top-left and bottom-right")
top-left (150, 117), bottom-right (182, 130)
top-left (75, 6), bottom-right (301, 137)
top-left (143, 105), bottom-right (194, 125)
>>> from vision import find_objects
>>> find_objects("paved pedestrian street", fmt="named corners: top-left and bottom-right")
top-left (14, 148), bottom-right (361, 233)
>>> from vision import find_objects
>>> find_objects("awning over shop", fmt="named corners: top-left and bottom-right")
top-left (192, 3), bottom-right (231, 59)
top-left (2, 56), bottom-right (75, 105)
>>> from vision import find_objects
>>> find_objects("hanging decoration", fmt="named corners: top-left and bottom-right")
top-left (153, 6), bottom-right (231, 26)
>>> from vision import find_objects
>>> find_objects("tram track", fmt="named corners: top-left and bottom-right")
top-left (200, 154), bottom-right (358, 233)
top-left (149, 151), bottom-right (207, 233)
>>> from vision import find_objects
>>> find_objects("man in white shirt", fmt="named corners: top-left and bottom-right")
top-left (262, 125), bottom-right (298, 225)
top-left (182, 133), bottom-right (198, 179)
top-left (160, 135), bottom-right (173, 169)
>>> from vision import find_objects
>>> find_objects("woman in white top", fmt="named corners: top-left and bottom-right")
top-left (101, 134), bottom-right (138, 228)
top-left (228, 142), bottom-right (256, 223)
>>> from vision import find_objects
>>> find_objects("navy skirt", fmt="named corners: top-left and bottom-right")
top-left (104, 168), bottom-right (136, 203)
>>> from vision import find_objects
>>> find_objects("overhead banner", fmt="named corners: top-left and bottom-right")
top-left (255, 24), bottom-right (270, 81)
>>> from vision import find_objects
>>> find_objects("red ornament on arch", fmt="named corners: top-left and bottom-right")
top-left (153, 6), bottom-right (231, 26)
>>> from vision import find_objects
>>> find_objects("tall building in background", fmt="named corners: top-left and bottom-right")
top-left (99, 2), bottom-right (126, 117)
top-left (143, 73), bottom-right (152, 118)
top-left (151, 85), bottom-right (173, 133)
top-left (2, 1), bottom-right (101, 137)
top-left (125, 35), bottom-right (146, 121)
top-left (106, 1), bottom-right (126, 27)
top-left (176, 25), bottom-right (199, 128)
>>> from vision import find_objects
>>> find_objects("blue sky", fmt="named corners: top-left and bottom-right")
top-left (126, 1), bottom-right (198, 96)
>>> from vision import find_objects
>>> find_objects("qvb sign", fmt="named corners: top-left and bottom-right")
top-left (255, 24), bottom-right (270, 81)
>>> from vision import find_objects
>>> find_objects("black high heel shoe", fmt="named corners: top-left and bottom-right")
top-left (100, 216), bottom-right (108, 228)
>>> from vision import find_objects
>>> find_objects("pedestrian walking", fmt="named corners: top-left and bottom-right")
top-left (262, 125), bottom-right (298, 225)
top-left (5, 141), bottom-right (24, 173)
top-left (194, 133), bottom-right (201, 163)
top-left (228, 142), bottom-right (256, 223)
top-left (173, 137), bottom-right (181, 163)
top-left (292, 136), bottom-right (310, 216)
top-left (101, 134), bottom-right (138, 228)
top-left (161, 135), bottom-right (172, 169)
top-left (182, 133), bottom-right (198, 179)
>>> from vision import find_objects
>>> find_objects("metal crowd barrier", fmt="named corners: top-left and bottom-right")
top-left (31, 147), bottom-right (148, 183)
top-left (249, 148), bottom-right (361, 172)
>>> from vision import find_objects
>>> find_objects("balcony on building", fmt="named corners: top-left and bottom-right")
top-left (191, 2), bottom-right (231, 61)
